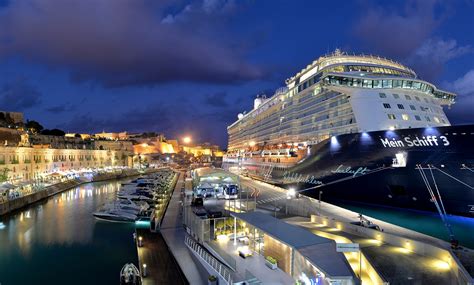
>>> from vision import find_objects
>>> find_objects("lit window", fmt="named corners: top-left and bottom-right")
top-left (387, 114), bottom-right (396, 120)
top-left (383, 103), bottom-right (391, 109)
top-left (379, 92), bottom-right (387, 98)
top-left (397, 104), bottom-right (405, 109)
top-left (415, 115), bottom-right (421, 121)
top-left (393, 94), bottom-right (400, 99)
top-left (409, 105), bottom-right (416, 110)
top-left (402, 114), bottom-right (409, 120)
top-left (434, 116), bottom-right (440, 123)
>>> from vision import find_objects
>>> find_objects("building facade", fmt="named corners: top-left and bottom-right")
top-left (0, 129), bottom-right (134, 182)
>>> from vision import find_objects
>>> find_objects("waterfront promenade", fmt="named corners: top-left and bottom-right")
top-left (160, 172), bottom-right (208, 284)
top-left (0, 168), bottom-right (155, 217)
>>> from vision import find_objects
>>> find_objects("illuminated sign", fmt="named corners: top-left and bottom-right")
top-left (380, 135), bottom-right (450, 148)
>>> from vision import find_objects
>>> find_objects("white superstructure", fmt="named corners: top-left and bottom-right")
top-left (227, 50), bottom-right (455, 153)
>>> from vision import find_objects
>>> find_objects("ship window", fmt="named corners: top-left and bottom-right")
top-left (403, 80), bottom-right (413, 89)
top-left (363, 80), bottom-right (372, 88)
top-left (397, 104), bottom-right (405, 109)
top-left (405, 95), bottom-right (412, 100)
top-left (409, 105), bottom-right (416, 110)
top-left (393, 80), bottom-right (402, 88)
top-left (382, 80), bottom-right (392, 88)
top-left (433, 116), bottom-right (440, 123)
top-left (373, 80), bottom-right (382, 88)
top-left (393, 93), bottom-right (400, 99)
top-left (402, 114), bottom-right (409, 120)
top-left (379, 92), bottom-right (387, 98)
top-left (415, 115), bottom-right (421, 121)
top-left (441, 119), bottom-right (446, 124)
top-left (383, 103), bottom-right (391, 109)
top-left (415, 96), bottom-right (420, 101)
top-left (425, 116), bottom-right (431, 122)
top-left (387, 114), bottom-right (396, 120)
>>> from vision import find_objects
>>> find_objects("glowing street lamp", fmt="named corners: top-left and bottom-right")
top-left (287, 187), bottom-right (296, 199)
top-left (183, 136), bottom-right (192, 144)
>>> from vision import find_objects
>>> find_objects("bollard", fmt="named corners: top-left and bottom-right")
top-left (142, 263), bottom-right (147, 277)
top-left (138, 236), bottom-right (143, 247)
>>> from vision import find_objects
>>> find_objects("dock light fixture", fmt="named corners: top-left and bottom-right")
top-left (142, 264), bottom-right (147, 277)
top-left (138, 236), bottom-right (143, 247)
top-left (287, 187), bottom-right (296, 199)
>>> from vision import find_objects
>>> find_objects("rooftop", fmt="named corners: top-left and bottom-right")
top-left (231, 211), bottom-right (354, 277)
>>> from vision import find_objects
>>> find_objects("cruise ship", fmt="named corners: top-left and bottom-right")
top-left (224, 50), bottom-right (474, 218)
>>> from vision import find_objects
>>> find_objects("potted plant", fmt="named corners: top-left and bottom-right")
top-left (265, 256), bottom-right (278, 270)
top-left (208, 275), bottom-right (218, 285)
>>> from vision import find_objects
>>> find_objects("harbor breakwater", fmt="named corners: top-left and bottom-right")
top-left (0, 168), bottom-right (159, 216)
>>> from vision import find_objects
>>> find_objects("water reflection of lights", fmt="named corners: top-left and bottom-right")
top-left (431, 260), bottom-right (450, 271)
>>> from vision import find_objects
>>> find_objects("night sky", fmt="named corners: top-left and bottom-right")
top-left (0, 0), bottom-right (473, 148)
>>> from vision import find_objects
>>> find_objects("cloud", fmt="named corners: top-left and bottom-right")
top-left (443, 69), bottom-right (474, 124)
top-left (0, 78), bottom-right (41, 110)
top-left (0, 0), bottom-right (263, 87)
top-left (407, 38), bottom-right (472, 80)
top-left (45, 103), bottom-right (76, 114)
top-left (444, 69), bottom-right (474, 96)
top-left (354, 0), bottom-right (442, 58)
top-left (203, 92), bottom-right (229, 107)
top-left (354, 1), bottom-right (472, 81)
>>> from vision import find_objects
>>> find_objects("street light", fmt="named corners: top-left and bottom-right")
top-left (183, 136), bottom-right (192, 144)
top-left (287, 187), bottom-right (296, 199)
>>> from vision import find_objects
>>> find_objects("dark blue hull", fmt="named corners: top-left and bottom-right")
top-left (225, 125), bottom-right (474, 217)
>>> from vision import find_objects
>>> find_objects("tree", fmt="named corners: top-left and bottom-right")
top-left (25, 120), bottom-right (44, 133)
top-left (0, 168), bottom-right (10, 182)
top-left (41, 129), bottom-right (66, 136)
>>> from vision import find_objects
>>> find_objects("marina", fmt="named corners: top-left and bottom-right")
top-left (0, 180), bottom-right (138, 285)
top-left (0, 2), bottom-right (473, 284)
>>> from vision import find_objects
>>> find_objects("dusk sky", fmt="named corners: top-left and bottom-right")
top-left (0, 0), bottom-right (473, 148)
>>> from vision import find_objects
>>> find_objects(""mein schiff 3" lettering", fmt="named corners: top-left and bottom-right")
top-left (380, 135), bottom-right (450, 148)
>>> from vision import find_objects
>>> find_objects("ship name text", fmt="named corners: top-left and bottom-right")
top-left (282, 171), bottom-right (323, 185)
top-left (380, 135), bottom-right (450, 148)
top-left (331, 165), bottom-right (369, 177)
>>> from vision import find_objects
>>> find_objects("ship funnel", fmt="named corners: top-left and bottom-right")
top-left (254, 97), bottom-right (263, 110)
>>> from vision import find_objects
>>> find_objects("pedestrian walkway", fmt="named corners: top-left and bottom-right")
top-left (160, 172), bottom-right (208, 285)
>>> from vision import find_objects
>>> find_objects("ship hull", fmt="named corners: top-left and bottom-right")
top-left (224, 125), bottom-right (474, 217)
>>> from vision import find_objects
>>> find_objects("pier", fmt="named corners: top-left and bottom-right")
top-left (135, 227), bottom-right (187, 285)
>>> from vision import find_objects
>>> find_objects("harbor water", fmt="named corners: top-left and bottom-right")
top-left (0, 180), bottom-right (138, 285)
top-left (336, 201), bottom-right (474, 249)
